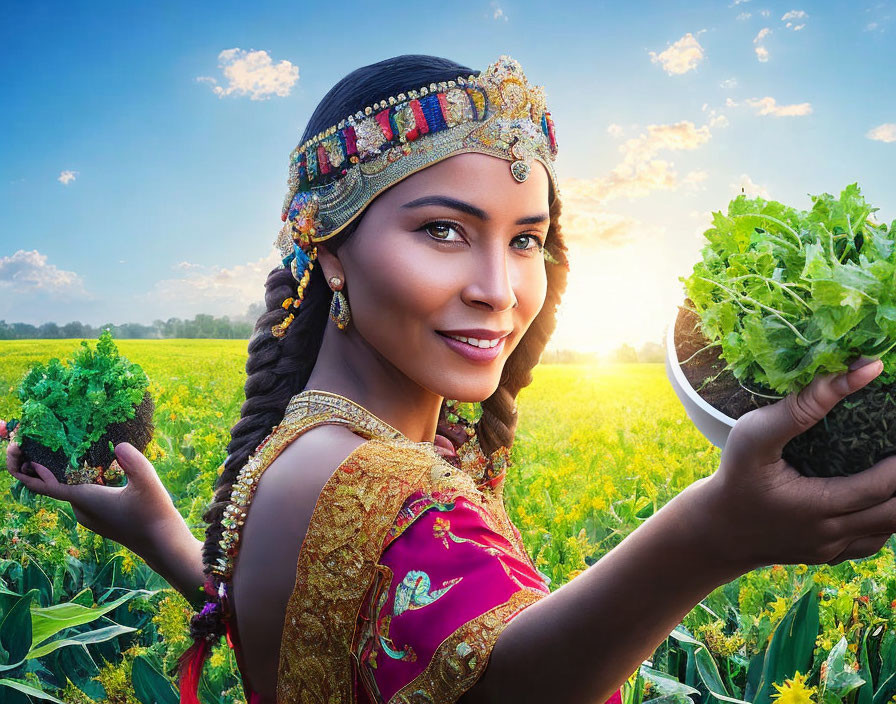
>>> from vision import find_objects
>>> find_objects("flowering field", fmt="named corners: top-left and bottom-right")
top-left (0, 340), bottom-right (894, 704)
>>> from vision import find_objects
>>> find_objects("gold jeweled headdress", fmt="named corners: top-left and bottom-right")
top-left (270, 55), bottom-right (560, 339)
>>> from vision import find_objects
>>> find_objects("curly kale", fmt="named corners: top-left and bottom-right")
top-left (17, 329), bottom-right (150, 469)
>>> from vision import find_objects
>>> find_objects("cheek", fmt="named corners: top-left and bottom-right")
top-left (346, 243), bottom-right (451, 336)
top-left (514, 262), bottom-right (548, 328)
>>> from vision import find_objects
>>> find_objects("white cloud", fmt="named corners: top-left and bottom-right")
top-left (689, 210), bottom-right (714, 238)
top-left (732, 174), bottom-right (770, 199)
top-left (760, 8), bottom-right (770, 17)
top-left (781, 9), bottom-right (807, 30)
top-left (197, 48), bottom-right (299, 101)
top-left (649, 32), bottom-right (705, 75)
top-left (626, 121), bottom-right (711, 156)
top-left (491, 2), bottom-right (508, 20)
top-left (737, 12), bottom-right (752, 20)
top-left (553, 121), bottom-right (713, 247)
top-left (753, 27), bottom-right (771, 62)
top-left (863, 5), bottom-right (891, 33)
top-left (720, 77), bottom-right (738, 90)
top-left (151, 249), bottom-right (282, 316)
top-left (745, 96), bottom-right (812, 116)
top-left (555, 191), bottom-right (639, 247)
top-left (58, 170), bottom-right (78, 185)
top-left (729, 0), bottom-right (750, 5)
top-left (607, 123), bottom-right (624, 138)
top-left (702, 103), bottom-right (729, 127)
top-left (726, 97), bottom-right (738, 107)
top-left (174, 261), bottom-right (204, 271)
top-left (867, 123), bottom-right (896, 143)
top-left (569, 121), bottom-right (712, 203)
top-left (0, 250), bottom-right (88, 295)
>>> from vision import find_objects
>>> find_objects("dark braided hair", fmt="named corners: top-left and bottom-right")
top-left (178, 54), bottom-right (570, 700)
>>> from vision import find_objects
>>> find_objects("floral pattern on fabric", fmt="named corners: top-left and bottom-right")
top-left (353, 490), bottom-right (550, 703)
top-left (276, 438), bottom-right (537, 704)
top-left (219, 390), bottom-right (623, 704)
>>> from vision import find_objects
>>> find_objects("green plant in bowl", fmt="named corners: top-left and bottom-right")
top-left (677, 184), bottom-right (896, 477)
top-left (7, 329), bottom-right (154, 485)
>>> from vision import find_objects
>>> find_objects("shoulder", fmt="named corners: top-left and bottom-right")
top-left (237, 424), bottom-right (369, 575)
top-left (264, 424), bottom-right (370, 491)
top-left (228, 425), bottom-right (369, 698)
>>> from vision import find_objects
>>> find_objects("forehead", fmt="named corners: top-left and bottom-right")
top-left (378, 152), bottom-right (551, 211)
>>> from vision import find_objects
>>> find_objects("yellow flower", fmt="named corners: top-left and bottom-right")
top-left (768, 596), bottom-right (790, 623)
top-left (771, 671), bottom-right (817, 704)
top-left (209, 646), bottom-right (226, 669)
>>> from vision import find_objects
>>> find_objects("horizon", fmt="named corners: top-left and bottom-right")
top-left (2, 1), bottom-right (894, 354)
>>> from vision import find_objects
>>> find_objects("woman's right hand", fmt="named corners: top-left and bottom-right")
top-left (701, 357), bottom-right (896, 573)
top-left (6, 440), bottom-right (181, 555)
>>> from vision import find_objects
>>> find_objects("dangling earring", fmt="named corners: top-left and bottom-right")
top-left (328, 276), bottom-right (351, 331)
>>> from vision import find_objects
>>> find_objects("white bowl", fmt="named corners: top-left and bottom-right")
top-left (665, 309), bottom-right (736, 450)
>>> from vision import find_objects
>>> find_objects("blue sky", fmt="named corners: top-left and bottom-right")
top-left (1, 0), bottom-right (894, 352)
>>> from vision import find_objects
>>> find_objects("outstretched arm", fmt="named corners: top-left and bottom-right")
top-left (462, 480), bottom-right (729, 703)
top-left (462, 359), bottom-right (896, 703)
top-left (136, 508), bottom-right (207, 604)
top-left (7, 440), bottom-right (207, 604)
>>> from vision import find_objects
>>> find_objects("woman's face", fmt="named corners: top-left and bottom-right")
top-left (334, 152), bottom-right (551, 402)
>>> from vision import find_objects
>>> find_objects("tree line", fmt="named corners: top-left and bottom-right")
top-left (0, 313), bottom-right (258, 340)
top-left (0, 311), bottom-right (667, 363)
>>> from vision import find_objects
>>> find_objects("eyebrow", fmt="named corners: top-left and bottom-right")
top-left (400, 195), bottom-right (549, 226)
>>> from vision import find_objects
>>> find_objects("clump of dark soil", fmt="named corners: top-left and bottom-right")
top-left (674, 303), bottom-right (777, 419)
top-left (673, 301), bottom-right (896, 477)
top-left (18, 391), bottom-right (154, 485)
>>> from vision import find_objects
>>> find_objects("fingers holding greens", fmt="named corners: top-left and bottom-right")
top-left (675, 185), bottom-right (896, 478)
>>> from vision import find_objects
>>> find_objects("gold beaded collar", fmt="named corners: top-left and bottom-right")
top-left (215, 390), bottom-right (445, 579)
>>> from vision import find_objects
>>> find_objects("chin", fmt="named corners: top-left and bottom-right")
top-left (434, 374), bottom-right (502, 404)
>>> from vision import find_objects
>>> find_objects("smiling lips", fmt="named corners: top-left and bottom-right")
top-left (436, 329), bottom-right (511, 362)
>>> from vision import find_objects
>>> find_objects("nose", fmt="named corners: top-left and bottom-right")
top-left (461, 239), bottom-right (519, 312)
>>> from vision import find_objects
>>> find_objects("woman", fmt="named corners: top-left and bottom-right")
top-left (7, 53), bottom-right (896, 704)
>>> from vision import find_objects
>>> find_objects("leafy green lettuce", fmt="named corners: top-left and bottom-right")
top-left (682, 184), bottom-right (896, 395)
top-left (17, 329), bottom-right (150, 469)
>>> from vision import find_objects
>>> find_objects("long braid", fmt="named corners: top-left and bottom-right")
top-left (475, 194), bottom-right (569, 456)
top-left (178, 54), bottom-right (478, 703)
top-left (199, 263), bottom-right (330, 580)
top-left (176, 259), bottom-right (333, 703)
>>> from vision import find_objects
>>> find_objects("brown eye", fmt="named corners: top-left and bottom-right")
top-left (422, 221), bottom-right (465, 243)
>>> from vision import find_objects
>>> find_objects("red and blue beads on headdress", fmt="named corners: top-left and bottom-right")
top-left (270, 55), bottom-right (563, 341)
top-left (272, 191), bottom-right (320, 339)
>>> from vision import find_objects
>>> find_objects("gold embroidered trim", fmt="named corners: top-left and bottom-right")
top-left (214, 390), bottom-right (424, 580)
top-left (277, 438), bottom-right (480, 703)
top-left (212, 388), bottom-right (543, 703)
top-left (389, 587), bottom-right (546, 703)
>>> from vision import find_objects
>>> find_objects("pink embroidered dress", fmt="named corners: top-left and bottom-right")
top-left (211, 390), bottom-right (623, 704)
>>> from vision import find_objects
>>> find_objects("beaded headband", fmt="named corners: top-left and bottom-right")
top-left (270, 55), bottom-right (560, 339)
